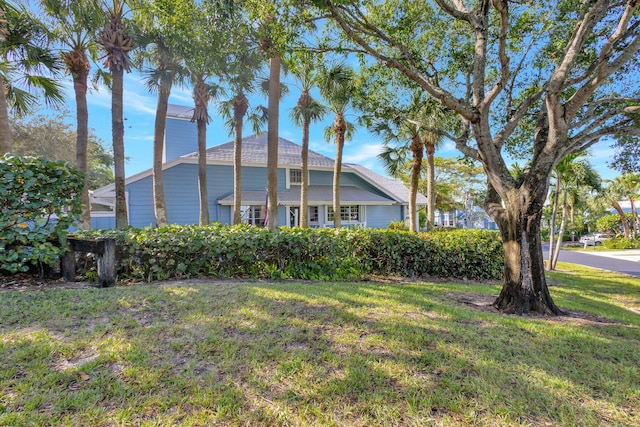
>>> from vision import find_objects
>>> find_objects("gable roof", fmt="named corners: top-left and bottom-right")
top-left (182, 133), bottom-right (335, 168)
top-left (346, 163), bottom-right (428, 205)
top-left (92, 134), bottom-right (423, 205)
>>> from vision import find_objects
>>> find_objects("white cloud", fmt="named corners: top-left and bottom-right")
top-left (343, 143), bottom-right (384, 164)
top-left (309, 139), bottom-right (334, 156)
top-left (169, 86), bottom-right (194, 105)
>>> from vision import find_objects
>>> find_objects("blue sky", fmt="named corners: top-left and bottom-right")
top-left (54, 70), bottom-right (621, 182)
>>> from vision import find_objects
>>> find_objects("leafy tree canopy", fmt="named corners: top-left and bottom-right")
top-left (9, 111), bottom-right (113, 189)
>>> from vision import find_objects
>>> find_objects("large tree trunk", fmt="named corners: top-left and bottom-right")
top-left (490, 186), bottom-right (565, 315)
top-left (332, 111), bottom-right (346, 228)
top-left (72, 60), bottom-right (91, 230)
top-left (197, 116), bottom-right (209, 225)
top-left (111, 67), bottom-right (128, 229)
top-left (409, 136), bottom-right (423, 232)
top-left (300, 118), bottom-right (310, 228)
top-left (425, 140), bottom-right (436, 231)
top-left (152, 77), bottom-right (171, 227)
top-left (267, 54), bottom-right (281, 231)
top-left (232, 92), bottom-right (248, 225)
top-left (0, 80), bottom-right (12, 155)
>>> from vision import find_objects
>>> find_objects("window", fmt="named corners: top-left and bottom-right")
top-left (289, 168), bottom-right (302, 185)
top-left (309, 206), bottom-right (319, 223)
top-left (240, 205), bottom-right (266, 226)
top-left (328, 205), bottom-right (361, 222)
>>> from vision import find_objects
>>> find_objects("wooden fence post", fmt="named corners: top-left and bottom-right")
top-left (97, 238), bottom-right (116, 287)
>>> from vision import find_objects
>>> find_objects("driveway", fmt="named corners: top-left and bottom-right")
top-left (542, 245), bottom-right (640, 278)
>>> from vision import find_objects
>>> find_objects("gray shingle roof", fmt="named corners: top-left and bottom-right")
top-left (345, 163), bottom-right (428, 204)
top-left (218, 185), bottom-right (394, 205)
top-left (182, 133), bottom-right (335, 168)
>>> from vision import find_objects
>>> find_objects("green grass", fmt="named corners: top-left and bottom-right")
top-left (1, 263), bottom-right (639, 426)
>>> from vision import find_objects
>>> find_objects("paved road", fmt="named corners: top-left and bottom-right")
top-left (542, 244), bottom-right (640, 278)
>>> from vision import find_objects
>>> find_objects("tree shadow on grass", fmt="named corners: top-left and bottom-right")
top-left (1, 278), bottom-right (639, 426)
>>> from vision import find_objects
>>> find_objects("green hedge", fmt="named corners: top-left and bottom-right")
top-left (603, 238), bottom-right (640, 249)
top-left (74, 225), bottom-right (503, 282)
top-left (0, 155), bottom-right (83, 273)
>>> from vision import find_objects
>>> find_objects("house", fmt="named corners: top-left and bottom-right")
top-left (90, 104), bottom-right (426, 229)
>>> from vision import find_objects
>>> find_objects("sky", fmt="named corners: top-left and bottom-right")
top-left (51, 70), bottom-right (622, 183)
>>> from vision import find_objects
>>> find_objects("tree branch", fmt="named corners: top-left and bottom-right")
top-left (483, 0), bottom-right (509, 111)
top-left (565, 1), bottom-right (640, 116)
top-left (325, 1), bottom-right (476, 121)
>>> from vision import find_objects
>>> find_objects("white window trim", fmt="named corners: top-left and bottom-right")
top-left (325, 204), bottom-right (366, 226)
top-left (286, 168), bottom-right (305, 189)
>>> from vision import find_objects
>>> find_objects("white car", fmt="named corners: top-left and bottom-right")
top-left (579, 232), bottom-right (612, 246)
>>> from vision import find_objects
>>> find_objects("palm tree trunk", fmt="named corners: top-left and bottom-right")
top-left (73, 66), bottom-right (91, 229)
top-left (267, 53), bottom-right (281, 231)
top-left (231, 92), bottom-right (248, 225)
top-left (232, 101), bottom-right (245, 225)
top-left (333, 112), bottom-right (346, 228)
top-left (612, 201), bottom-right (631, 238)
top-left (197, 116), bottom-right (209, 225)
top-left (409, 136), bottom-right (423, 232)
top-left (426, 140), bottom-right (436, 231)
top-left (300, 118), bottom-right (310, 228)
top-left (547, 177), bottom-right (560, 269)
top-left (630, 196), bottom-right (638, 237)
top-left (192, 76), bottom-right (211, 226)
top-left (152, 77), bottom-right (171, 227)
top-left (0, 80), bottom-right (12, 155)
top-left (550, 196), bottom-right (568, 270)
top-left (112, 67), bottom-right (128, 229)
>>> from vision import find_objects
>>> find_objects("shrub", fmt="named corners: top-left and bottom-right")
top-left (0, 155), bottom-right (83, 273)
top-left (596, 213), bottom-right (633, 235)
top-left (386, 220), bottom-right (408, 231)
top-left (75, 226), bottom-right (503, 283)
top-left (603, 238), bottom-right (640, 250)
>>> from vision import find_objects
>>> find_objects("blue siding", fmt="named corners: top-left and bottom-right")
top-left (341, 172), bottom-right (391, 199)
top-left (98, 162), bottom-right (403, 229)
top-left (366, 205), bottom-right (402, 229)
top-left (91, 216), bottom-right (115, 229)
top-left (310, 170), bottom-right (393, 200)
top-left (164, 118), bottom-right (197, 161)
top-left (127, 175), bottom-right (156, 227)
top-left (309, 170), bottom-right (333, 185)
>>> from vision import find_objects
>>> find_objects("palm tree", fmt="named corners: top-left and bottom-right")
top-left (319, 64), bottom-right (356, 228)
top-left (42, 0), bottom-right (105, 230)
top-left (548, 154), bottom-right (600, 270)
top-left (618, 173), bottom-right (640, 237)
top-left (598, 179), bottom-right (632, 238)
top-left (289, 53), bottom-right (326, 228)
top-left (0, 1), bottom-right (64, 154)
top-left (219, 75), bottom-right (268, 225)
top-left (372, 96), bottom-right (447, 231)
top-left (98, 0), bottom-right (135, 229)
top-left (134, 28), bottom-right (182, 227)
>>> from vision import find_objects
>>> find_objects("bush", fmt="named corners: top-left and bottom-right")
top-left (0, 155), bottom-right (83, 273)
top-left (386, 220), bottom-right (409, 231)
top-left (75, 225), bottom-right (504, 283)
top-left (603, 238), bottom-right (640, 249)
top-left (596, 213), bottom-right (633, 235)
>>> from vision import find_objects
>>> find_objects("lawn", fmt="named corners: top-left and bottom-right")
top-left (1, 263), bottom-right (639, 426)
